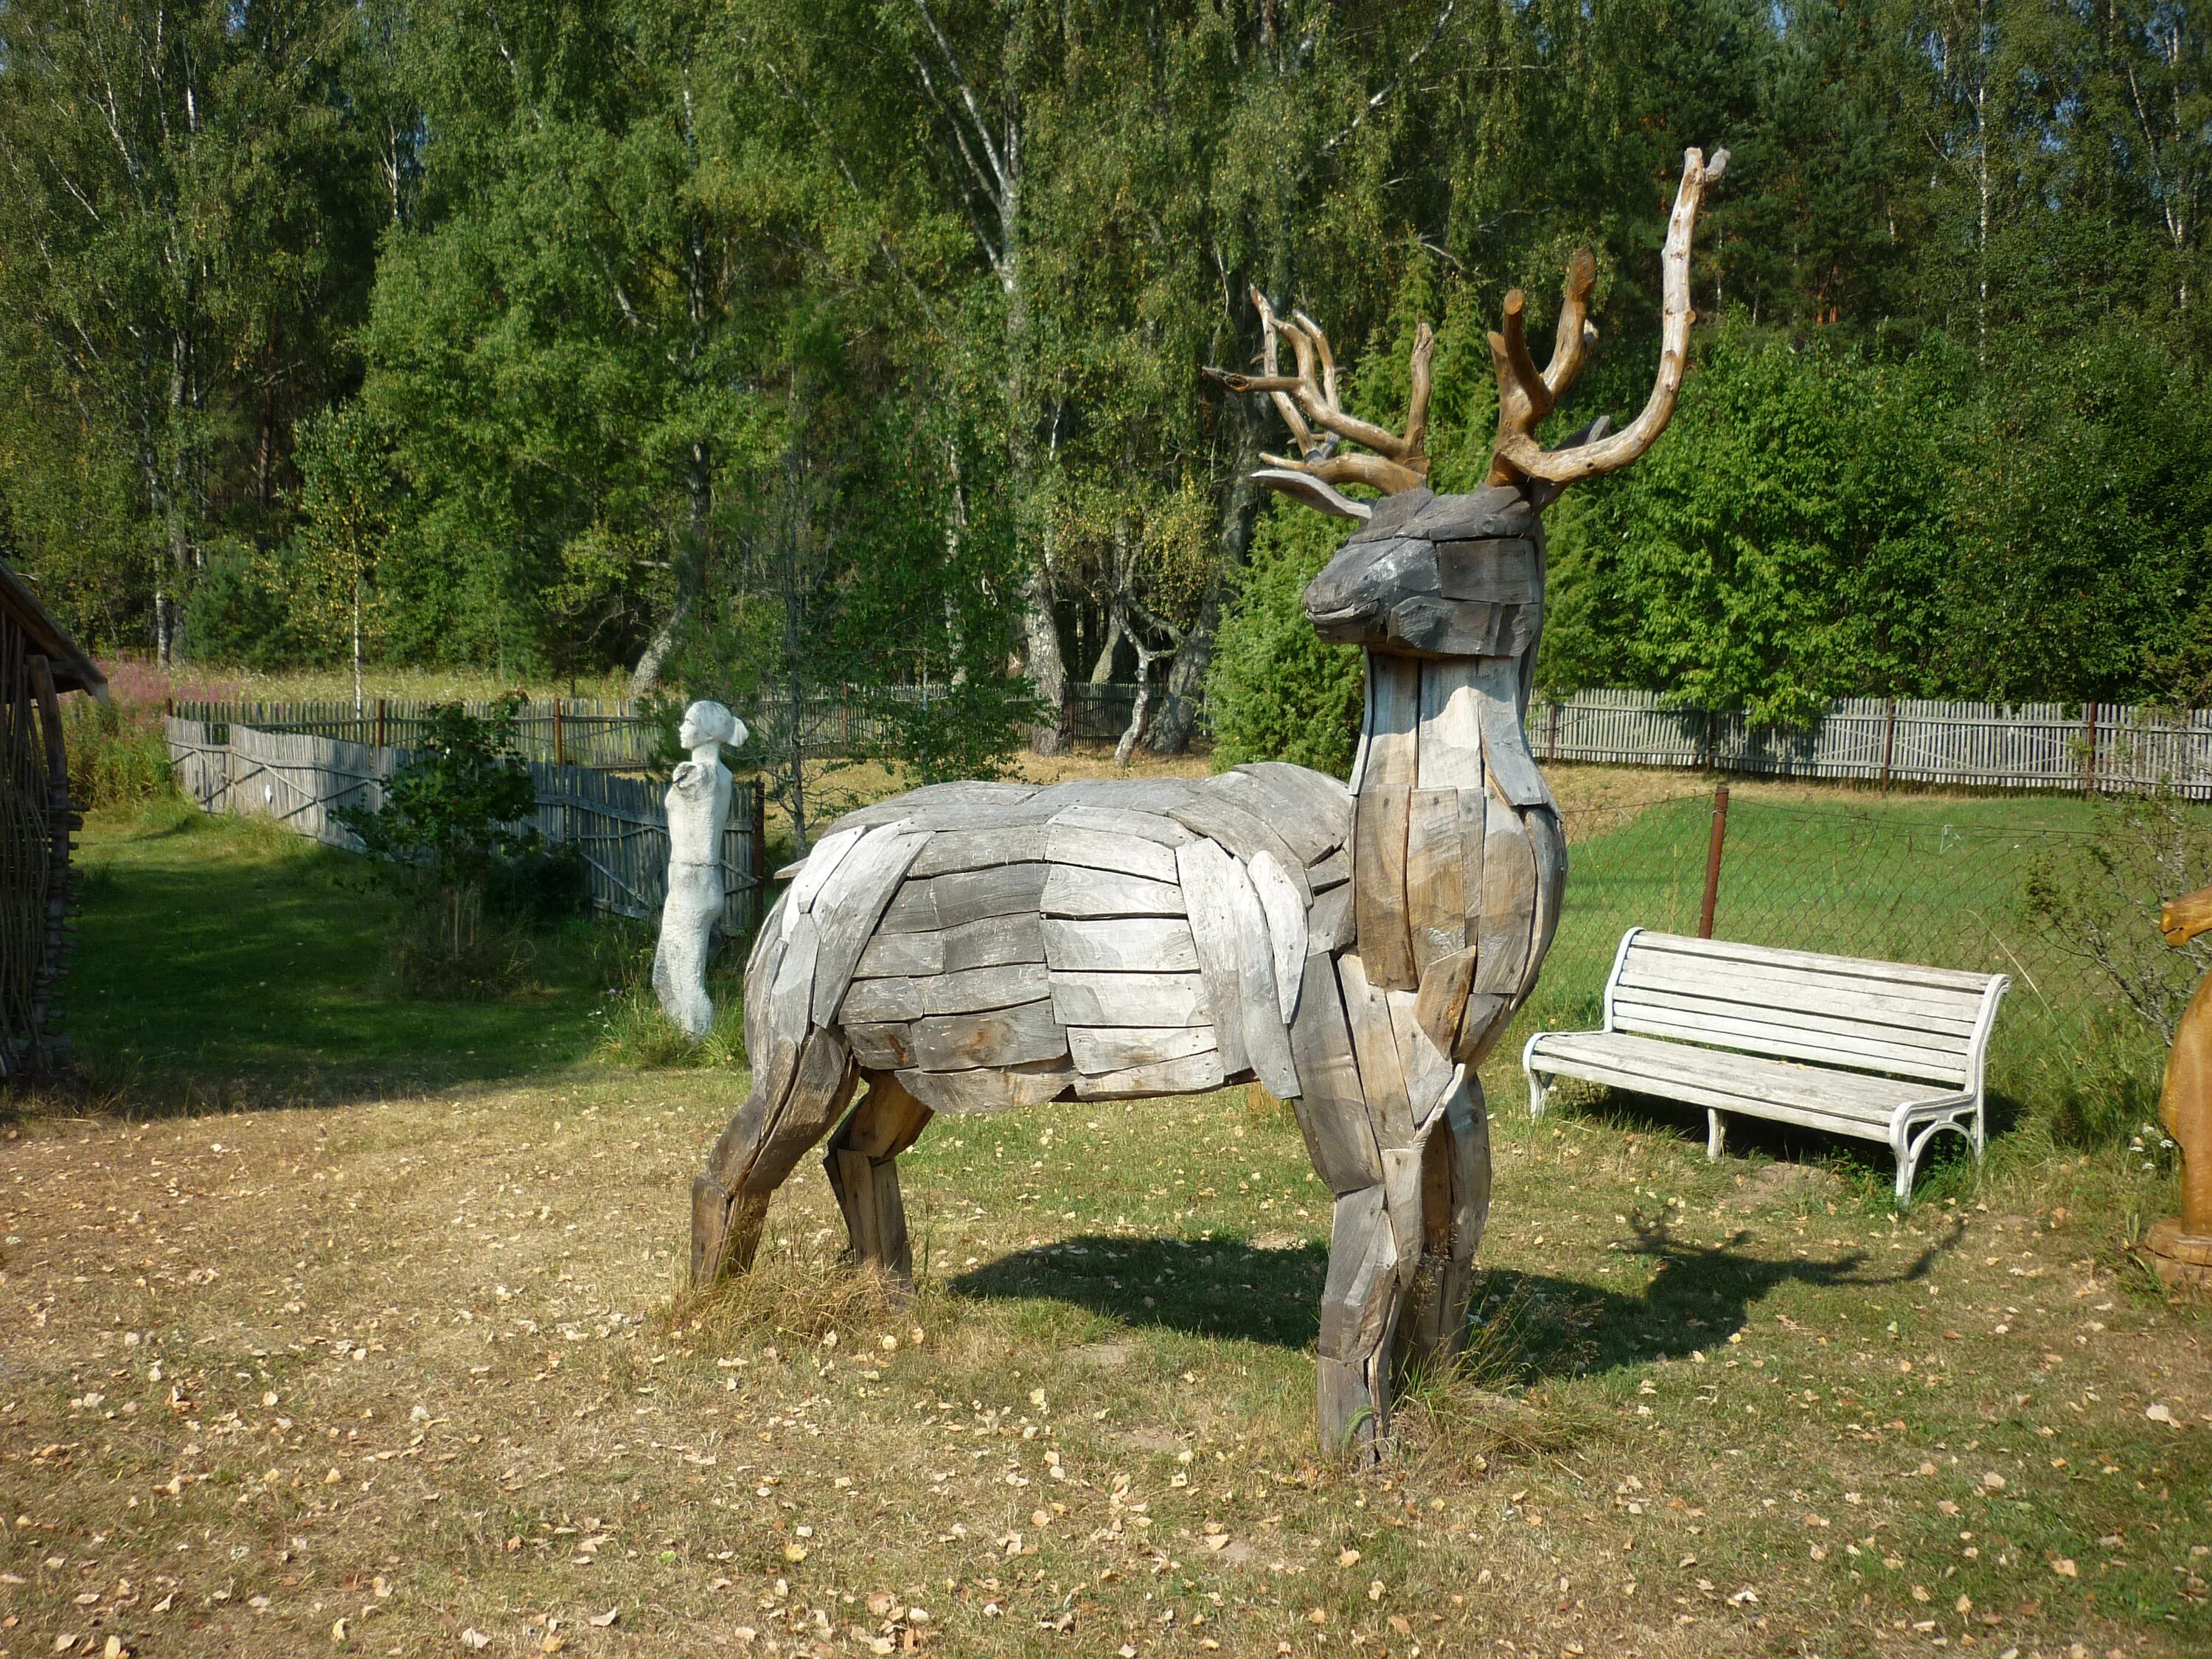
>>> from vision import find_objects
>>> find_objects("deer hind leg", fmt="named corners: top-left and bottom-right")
top-left (1395, 1071), bottom-right (1493, 1376)
top-left (824, 1072), bottom-right (934, 1281)
top-left (690, 1028), bottom-right (859, 1284)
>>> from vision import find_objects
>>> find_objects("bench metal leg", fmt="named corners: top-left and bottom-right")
top-left (1706, 1109), bottom-right (1726, 1161)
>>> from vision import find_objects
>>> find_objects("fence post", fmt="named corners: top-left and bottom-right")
top-left (1547, 700), bottom-right (1559, 761)
top-left (1698, 782), bottom-right (1731, 939)
top-left (554, 700), bottom-right (566, 768)
top-left (2081, 701), bottom-right (2099, 797)
top-left (751, 779), bottom-right (769, 931)
top-left (1879, 696), bottom-right (1897, 792)
top-left (374, 698), bottom-right (387, 749)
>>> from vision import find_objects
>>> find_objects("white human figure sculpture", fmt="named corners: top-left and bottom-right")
top-left (653, 700), bottom-right (745, 1038)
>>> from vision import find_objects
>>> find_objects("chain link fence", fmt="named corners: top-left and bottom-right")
top-left (1512, 775), bottom-right (2179, 1140)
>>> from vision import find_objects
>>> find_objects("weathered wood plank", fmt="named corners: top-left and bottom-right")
top-left (1066, 1024), bottom-right (1219, 1073)
top-left (788, 825), bottom-right (867, 912)
top-left (1472, 655), bottom-right (1551, 808)
top-left (1307, 882), bottom-right (1354, 957)
top-left (852, 913), bottom-right (1045, 979)
top-left (1206, 768), bottom-right (1343, 866)
top-left (844, 1021), bottom-right (915, 1071)
top-left (1287, 952), bottom-right (1383, 1193)
top-left (1175, 838), bottom-right (1253, 1085)
top-left (1388, 990), bottom-right (1458, 1129)
top-left (895, 1060), bottom-right (1075, 1116)
top-left (1042, 916), bottom-right (1199, 973)
top-left (1164, 795), bottom-right (1311, 906)
top-left (1435, 538), bottom-right (1540, 603)
top-left (1361, 653), bottom-right (1422, 790)
top-left (1308, 847), bottom-right (1352, 891)
top-left (1046, 822), bottom-right (1181, 883)
top-left (1415, 660), bottom-right (1486, 790)
top-left (883, 862), bottom-right (1051, 933)
top-left (1040, 863), bottom-right (1186, 919)
top-left (1525, 804), bottom-right (1566, 998)
top-left (810, 826), bottom-right (933, 1023)
top-left (1318, 1184), bottom-right (1397, 1360)
top-left (908, 823), bottom-right (1046, 877)
top-left (838, 961), bottom-right (1051, 1023)
top-left (1337, 953), bottom-right (1414, 1150)
top-left (907, 1000), bottom-right (1068, 1071)
top-left (1472, 787), bottom-right (1534, 997)
top-left (1405, 786), bottom-right (1467, 973)
top-left (1408, 949), bottom-right (1473, 1082)
top-left (1071, 1046), bottom-right (1226, 1100)
top-left (1048, 970), bottom-right (1211, 1029)
top-left (1457, 992), bottom-right (1509, 1065)
top-left (1249, 852), bottom-right (1309, 1024)
top-left (1049, 804), bottom-right (1196, 848)
top-left (1352, 783), bottom-right (1415, 991)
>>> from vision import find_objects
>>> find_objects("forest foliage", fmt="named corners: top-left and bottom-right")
top-left (1, 0), bottom-right (2206, 756)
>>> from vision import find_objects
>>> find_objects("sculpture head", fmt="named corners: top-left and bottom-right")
top-left (679, 700), bottom-right (744, 753)
top-left (1205, 148), bottom-right (1728, 660)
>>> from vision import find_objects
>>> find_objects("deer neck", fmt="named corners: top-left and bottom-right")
top-left (1349, 650), bottom-right (1528, 804)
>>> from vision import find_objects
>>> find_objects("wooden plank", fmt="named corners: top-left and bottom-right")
top-left (883, 862), bottom-right (1050, 933)
top-left (1336, 954), bottom-right (1414, 1150)
top-left (1353, 783), bottom-right (1415, 991)
top-left (1472, 789), bottom-right (1534, 997)
top-left (1409, 947), bottom-right (1473, 1073)
top-left (1415, 661), bottom-right (1486, 790)
top-left (845, 1021), bottom-right (915, 1071)
top-left (907, 1000), bottom-right (1068, 1071)
top-left (1307, 883), bottom-right (1354, 957)
top-left (1630, 931), bottom-right (2006, 995)
top-left (1528, 1031), bottom-right (1945, 1116)
top-left (1040, 864), bottom-right (1186, 919)
top-left (1048, 970), bottom-right (1211, 1028)
top-left (1389, 990), bottom-right (1457, 1130)
top-left (1206, 767), bottom-right (1346, 865)
top-left (1442, 1075), bottom-right (1492, 1263)
top-left (1617, 953), bottom-right (1986, 1032)
top-left (1068, 1025), bottom-right (1218, 1072)
top-left (1434, 538), bottom-right (1540, 603)
top-left (1043, 778), bottom-right (1200, 813)
top-left (810, 826), bottom-right (933, 1024)
top-left (1458, 992), bottom-right (1509, 1064)
top-left (1405, 786), bottom-right (1467, 973)
top-left (1405, 486), bottom-right (1538, 543)
top-left (768, 910), bottom-right (821, 1047)
top-left (1175, 839), bottom-right (1253, 1085)
top-left (838, 962), bottom-right (1051, 1023)
top-left (908, 823), bottom-right (1046, 876)
top-left (1042, 916), bottom-right (1199, 973)
top-left (1071, 1046), bottom-right (1226, 1100)
top-left (788, 825), bottom-right (869, 912)
top-left (1382, 1145), bottom-right (1427, 1280)
top-left (1362, 653), bottom-right (1422, 790)
top-left (852, 913), bottom-right (1045, 979)
top-left (1165, 794), bottom-right (1311, 905)
top-left (1249, 852), bottom-right (1308, 1023)
top-left (1318, 1184), bottom-right (1397, 1360)
top-left (1471, 655), bottom-right (1551, 808)
top-left (1525, 805), bottom-right (1565, 998)
top-left (1308, 847), bottom-right (1352, 891)
top-left (1048, 803), bottom-right (1196, 848)
top-left (1607, 999), bottom-right (1972, 1084)
top-left (1287, 951), bottom-right (1383, 1193)
top-left (896, 1061), bottom-right (1076, 1116)
top-left (1612, 976), bottom-right (1980, 1048)
top-left (1046, 822), bottom-right (1181, 883)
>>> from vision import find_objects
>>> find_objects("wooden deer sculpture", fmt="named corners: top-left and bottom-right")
top-left (692, 148), bottom-right (1728, 1457)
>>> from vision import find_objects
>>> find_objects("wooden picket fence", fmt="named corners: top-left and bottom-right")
top-left (172, 697), bottom-right (656, 771)
top-left (164, 717), bottom-right (767, 933)
top-left (1526, 689), bottom-right (2212, 797)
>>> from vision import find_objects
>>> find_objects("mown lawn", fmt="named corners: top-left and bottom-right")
top-left (1, 790), bottom-right (2207, 1658)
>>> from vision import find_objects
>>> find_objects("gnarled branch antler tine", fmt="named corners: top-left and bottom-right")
top-left (1489, 147), bottom-right (1729, 490)
top-left (1252, 290), bottom-right (1321, 459)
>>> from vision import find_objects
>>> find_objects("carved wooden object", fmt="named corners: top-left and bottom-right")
top-left (2149, 885), bottom-right (2212, 1287)
top-left (692, 150), bottom-right (1729, 1460)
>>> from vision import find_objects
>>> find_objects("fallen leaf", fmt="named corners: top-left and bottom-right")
top-left (330, 1617), bottom-right (349, 1646)
top-left (589, 1608), bottom-right (619, 1628)
top-left (1727, 1587), bottom-right (1759, 1606)
top-left (459, 1631), bottom-right (487, 1652)
top-left (1336, 1548), bottom-right (1360, 1568)
top-left (2050, 1558), bottom-right (2077, 1579)
top-left (2146, 1403), bottom-right (2178, 1426)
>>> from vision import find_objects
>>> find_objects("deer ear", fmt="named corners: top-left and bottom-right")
top-left (1254, 468), bottom-right (1372, 521)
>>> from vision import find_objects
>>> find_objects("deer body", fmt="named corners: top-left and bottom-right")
top-left (692, 148), bottom-right (1728, 1457)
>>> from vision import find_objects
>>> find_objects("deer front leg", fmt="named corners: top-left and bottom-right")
top-left (692, 1029), bottom-right (859, 1284)
top-left (1317, 1178), bottom-right (1421, 1464)
top-left (824, 1072), bottom-right (934, 1281)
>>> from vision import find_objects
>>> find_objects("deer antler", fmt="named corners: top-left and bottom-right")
top-left (1487, 147), bottom-right (1729, 490)
top-left (1206, 293), bottom-right (1436, 497)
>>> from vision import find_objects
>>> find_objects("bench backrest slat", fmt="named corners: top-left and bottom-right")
top-left (1605, 931), bottom-right (2004, 1086)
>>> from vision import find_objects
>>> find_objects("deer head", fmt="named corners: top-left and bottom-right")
top-left (1206, 148), bottom-right (1728, 653)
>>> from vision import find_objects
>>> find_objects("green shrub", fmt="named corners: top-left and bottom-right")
top-left (1206, 504), bottom-right (1364, 775)
top-left (62, 698), bottom-right (173, 808)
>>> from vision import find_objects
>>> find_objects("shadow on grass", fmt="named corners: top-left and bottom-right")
top-left (950, 1218), bottom-right (1958, 1382)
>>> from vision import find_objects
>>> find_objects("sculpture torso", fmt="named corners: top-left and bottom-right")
top-left (666, 758), bottom-right (733, 871)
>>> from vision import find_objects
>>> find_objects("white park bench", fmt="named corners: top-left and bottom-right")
top-left (1521, 930), bottom-right (2010, 1203)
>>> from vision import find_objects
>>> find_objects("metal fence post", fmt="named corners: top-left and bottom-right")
top-left (1698, 782), bottom-right (1731, 939)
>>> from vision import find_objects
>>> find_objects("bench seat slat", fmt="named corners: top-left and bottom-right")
top-left (1616, 956), bottom-right (1986, 1033)
top-left (1528, 1031), bottom-right (1954, 1124)
top-left (1627, 931), bottom-right (1998, 994)
top-left (1609, 996), bottom-right (1972, 1085)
